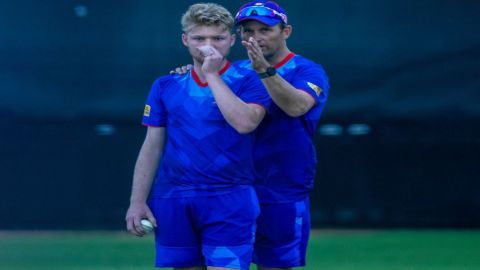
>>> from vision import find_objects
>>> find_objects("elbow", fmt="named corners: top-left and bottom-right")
top-left (234, 123), bottom-right (257, 134)
top-left (232, 119), bottom-right (260, 134)
top-left (284, 105), bottom-right (309, 117)
top-left (230, 108), bottom-right (264, 134)
top-left (282, 94), bottom-right (315, 117)
top-left (284, 109), bottom-right (304, 118)
top-left (236, 129), bottom-right (253, 134)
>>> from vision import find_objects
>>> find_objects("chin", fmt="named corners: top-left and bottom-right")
top-left (261, 48), bottom-right (271, 55)
top-left (263, 51), bottom-right (273, 59)
top-left (193, 55), bottom-right (204, 63)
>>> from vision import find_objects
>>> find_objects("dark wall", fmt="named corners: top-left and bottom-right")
top-left (313, 118), bottom-right (480, 228)
top-left (2, 0), bottom-right (480, 119)
top-left (1, 1), bottom-right (480, 229)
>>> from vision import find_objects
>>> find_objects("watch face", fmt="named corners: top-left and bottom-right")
top-left (258, 67), bottom-right (276, 78)
top-left (266, 67), bottom-right (276, 76)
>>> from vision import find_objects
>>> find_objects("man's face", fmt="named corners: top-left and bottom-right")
top-left (239, 20), bottom-right (290, 59)
top-left (182, 25), bottom-right (235, 63)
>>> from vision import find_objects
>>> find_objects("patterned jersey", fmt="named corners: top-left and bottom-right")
top-left (142, 61), bottom-right (270, 198)
top-left (240, 53), bottom-right (330, 203)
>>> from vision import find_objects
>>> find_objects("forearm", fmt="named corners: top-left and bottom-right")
top-left (206, 73), bottom-right (264, 133)
top-left (129, 129), bottom-right (164, 203)
top-left (130, 150), bottom-right (159, 203)
top-left (261, 74), bottom-right (314, 117)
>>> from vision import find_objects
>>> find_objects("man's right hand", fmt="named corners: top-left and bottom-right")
top-left (241, 37), bottom-right (270, 73)
top-left (169, 64), bottom-right (192, 75)
top-left (125, 202), bottom-right (157, 237)
top-left (197, 45), bottom-right (224, 75)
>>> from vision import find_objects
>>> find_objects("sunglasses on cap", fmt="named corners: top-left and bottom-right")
top-left (235, 5), bottom-right (288, 24)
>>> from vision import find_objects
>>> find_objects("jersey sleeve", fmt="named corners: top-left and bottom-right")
top-left (291, 64), bottom-right (330, 106)
top-left (237, 71), bottom-right (272, 109)
top-left (142, 79), bottom-right (167, 127)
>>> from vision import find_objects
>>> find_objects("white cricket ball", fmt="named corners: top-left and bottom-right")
top-left (140, 219), bottom-right (154, 233)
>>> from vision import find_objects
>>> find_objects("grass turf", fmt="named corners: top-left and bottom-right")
top-left (0, 230), bottom-right (479, 270)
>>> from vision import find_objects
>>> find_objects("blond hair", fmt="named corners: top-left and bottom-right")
top-left (181, 3), bottom-right (234, 33)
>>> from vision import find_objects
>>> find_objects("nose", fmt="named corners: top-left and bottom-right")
top-left (251, 32), bottom-right (262, 42)
top-left (204, 39), bottom-right (212, 46)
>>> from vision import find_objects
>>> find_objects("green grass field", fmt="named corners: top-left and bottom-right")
top-left (1, 230), bottom-right (479, 270)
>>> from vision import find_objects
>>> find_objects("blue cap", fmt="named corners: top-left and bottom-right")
top-left (235, 1), bottom-right (288, 26)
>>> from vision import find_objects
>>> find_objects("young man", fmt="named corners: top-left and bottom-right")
top-left (235, 1), bottom-right (330, 269)
top-left (125, 3), bottom-right (270, 270)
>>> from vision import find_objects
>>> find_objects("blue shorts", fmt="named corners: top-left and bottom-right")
top-left (148, 187), bottom-right (260, 269)
top-left (253, 197), bottom-right (310, 268)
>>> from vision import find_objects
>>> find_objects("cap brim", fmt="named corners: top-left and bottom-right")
top-left (235, 16), bottom-right (282, 26)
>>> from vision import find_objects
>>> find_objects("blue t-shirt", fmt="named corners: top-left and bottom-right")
top-left (242, 53), bottom-right (330, 203)
top-left (142, 61), bottom-right (270, 198)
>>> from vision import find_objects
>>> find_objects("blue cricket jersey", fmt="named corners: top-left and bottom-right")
top-left (142, 61), bottom-right (270, 198)
top-left (243, 53), bottom-right (330, 203)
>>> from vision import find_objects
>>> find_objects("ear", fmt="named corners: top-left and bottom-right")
top-left (230, 33), bottom-right (236, 47)
top-left (181, 33), bottom-right (188, 46)
top-left (282, 25), bottom-right (292, 39)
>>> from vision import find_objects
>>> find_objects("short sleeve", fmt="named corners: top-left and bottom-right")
top-left (142, 79), bottom-right (167, 127)
top-left (291, 64), bottom-right (329, 106)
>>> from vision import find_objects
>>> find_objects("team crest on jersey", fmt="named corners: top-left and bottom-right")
top-left (144, 105), bottom-right (151, 117)
top-left (307, 82), bottom-right (322, 96)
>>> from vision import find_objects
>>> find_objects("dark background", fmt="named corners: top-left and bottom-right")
top-left (1, 0), bottom-right (479, 229)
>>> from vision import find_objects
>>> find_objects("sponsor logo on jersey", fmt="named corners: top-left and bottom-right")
top-left (307, 82), bottom-right (322, 96)
top-left (144, 105), bottom-right (151, 117)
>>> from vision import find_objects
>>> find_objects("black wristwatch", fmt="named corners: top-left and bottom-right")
top-left (257, 66), bottom-right (277, 79)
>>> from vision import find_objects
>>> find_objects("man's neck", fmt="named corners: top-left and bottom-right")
top-left (267, 47), bottom-right (291, 67)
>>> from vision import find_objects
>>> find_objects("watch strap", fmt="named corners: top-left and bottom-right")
top-left (257, 66), bottom-right (276, 79)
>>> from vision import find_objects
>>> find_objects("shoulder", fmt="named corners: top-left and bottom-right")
top-left (232, 59), bottom-right (252, 69)
top-left (230, 60), bottom-right (255, 76)
top-left (288, 54), bottom-right (330, 94)
top-left (291, 54), bottom-right (327, 73)
top-left (151, 73), bottom-right (186, 91)
top-left (223, 60), bottom-right (260, 86)
top-left (154, 73), bottom-right (179, 86)
top-left (291, 55), bottom-right (329, 84)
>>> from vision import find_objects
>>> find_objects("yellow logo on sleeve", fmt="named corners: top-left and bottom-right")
top-left (143, 105), bottom-right (151, 117)
top-left (307, 82), bottom-right (322, 96)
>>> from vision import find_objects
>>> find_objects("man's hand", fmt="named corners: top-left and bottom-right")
top-left (197, 45), bottom-right (224, 75)
top-left (169, 64), bottom-right (192, 75)
top-left (241, 37), bottom-right (270, 73)
top-left (125, 202), bottom-right (157, 237)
